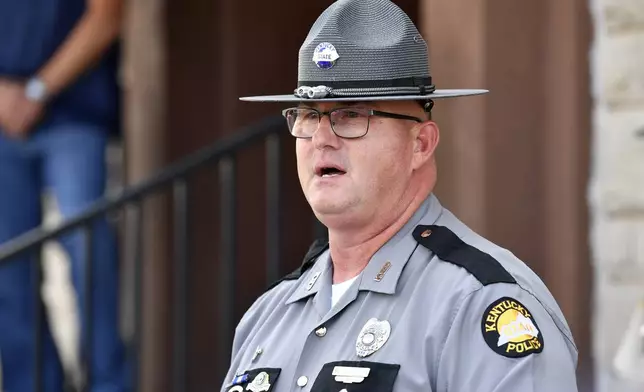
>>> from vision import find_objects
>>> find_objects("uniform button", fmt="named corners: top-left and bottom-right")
top-left (315, 327), bottom-right (327, 337)
top-left (297, 376), bottom-right (308, 387)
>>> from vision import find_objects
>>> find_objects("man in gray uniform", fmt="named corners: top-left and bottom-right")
top-left (223, 0), bottom-right (579, 391)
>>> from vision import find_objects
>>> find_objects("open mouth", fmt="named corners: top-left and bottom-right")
top-left (316, 166), bottom-right (347, 177)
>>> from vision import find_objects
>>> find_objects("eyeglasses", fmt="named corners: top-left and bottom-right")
top-left (281, 107), bottom-right (424, 139)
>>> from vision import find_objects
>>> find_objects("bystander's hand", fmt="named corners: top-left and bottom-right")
top-left (0, 79), bottom-right (44, 139)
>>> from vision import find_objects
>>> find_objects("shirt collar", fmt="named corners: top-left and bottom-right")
top-left (285, 193), bottom-right (444, 304)
top-left (285, 250), bottom-right (332, 305)
top-left (357, 193), bottom-right (443, 294)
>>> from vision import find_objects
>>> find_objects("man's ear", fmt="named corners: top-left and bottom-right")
top-left (412, 121), bottom-right (439, 170)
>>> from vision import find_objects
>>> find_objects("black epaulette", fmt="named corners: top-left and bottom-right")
top-left (412, 225), bottom-right (516, 285)
top-left (265, 238), bottom-right (329, 292)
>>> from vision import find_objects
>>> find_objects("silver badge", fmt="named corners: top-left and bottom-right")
top-left (246, 372), bottom-right (270, 392)
top-left (312, 42), bottom-right (340, 69)
top-left (356, 318), bottom-right (391, 357)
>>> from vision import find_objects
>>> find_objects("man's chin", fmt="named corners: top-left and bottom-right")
top-left (308, 196), bottom-right (352, 217)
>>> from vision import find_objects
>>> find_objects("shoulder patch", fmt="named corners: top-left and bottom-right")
top-left (412, 225), bottom-right (516, 285)
top-left (265, 238), bottom-right (329, 292)
top-left (481, 297), bottom-right (544, 358)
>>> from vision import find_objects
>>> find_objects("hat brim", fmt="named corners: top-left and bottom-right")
top-left (239, 89), bottom-right (488, 102)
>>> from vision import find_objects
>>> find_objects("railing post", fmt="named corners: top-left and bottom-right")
top-left (83, 224), bottom-right (95, 392)
top-left (218, 156), bottom-right (236, 380)
top-left (129, 202), bottom-right (144, 392)
top-left (33, 245), bottom-right (44, 392)
top-left (173, 180), bottom-right (189, 392)
top-left (265, 134), bottom-right (281, 286)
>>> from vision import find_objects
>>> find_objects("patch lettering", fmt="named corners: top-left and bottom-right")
top-left (481, 297), bottom-right (544, 358)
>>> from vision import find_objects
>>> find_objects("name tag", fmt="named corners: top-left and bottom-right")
top-left (332, 366), bottom-right (371, 383)
top-left (311, 361), bottom-right (400, 392)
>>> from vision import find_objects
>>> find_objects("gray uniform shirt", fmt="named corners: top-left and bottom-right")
top-left (221, 194), bottom-right (579, 392)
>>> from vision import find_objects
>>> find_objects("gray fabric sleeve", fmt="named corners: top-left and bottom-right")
top-left (434, 283), bottom-right (579, 392)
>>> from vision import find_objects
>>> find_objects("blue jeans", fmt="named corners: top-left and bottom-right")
top-left (0, 123), bottom-right (129, 392)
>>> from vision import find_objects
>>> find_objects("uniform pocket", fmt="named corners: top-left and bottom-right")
top-left (225, 368), bottom-right (281, 392)
top-left (310, 361), bottom-right (400, 392)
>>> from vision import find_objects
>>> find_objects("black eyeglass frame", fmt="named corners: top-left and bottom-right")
top-left (280, 106), bottom-right (425, 139)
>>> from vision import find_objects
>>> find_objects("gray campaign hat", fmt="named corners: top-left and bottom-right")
top-left (240, 0), bottom-right (488, 103)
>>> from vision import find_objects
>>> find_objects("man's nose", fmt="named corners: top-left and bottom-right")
top-left (311, 115), bottom-right (340, 149)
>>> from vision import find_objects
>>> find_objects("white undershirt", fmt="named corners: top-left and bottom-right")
top-left (331, 275), bottom-right (359, 307)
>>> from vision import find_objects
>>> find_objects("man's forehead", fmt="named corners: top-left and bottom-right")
top-left (296, 101), bottom-right (374, 110)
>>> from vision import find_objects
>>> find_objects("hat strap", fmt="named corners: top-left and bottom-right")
top-left (295, 77), bottom-right (435, 99)
top-left (297, 76), bottom-right (433, 90)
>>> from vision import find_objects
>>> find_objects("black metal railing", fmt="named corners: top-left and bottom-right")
top-left (0, 115), bottom-right (306, 392)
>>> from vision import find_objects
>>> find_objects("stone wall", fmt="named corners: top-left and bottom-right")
top-left (588, 0), bottom-right (644, 390)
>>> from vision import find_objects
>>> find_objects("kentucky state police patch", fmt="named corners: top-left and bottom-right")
top-left (481, 297), bottom-right (544, 358)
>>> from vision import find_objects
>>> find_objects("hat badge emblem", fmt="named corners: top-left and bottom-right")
top-left (312, 42), bottom-right (340, 69)
top-left (356, 318), bottom-right (391, 357)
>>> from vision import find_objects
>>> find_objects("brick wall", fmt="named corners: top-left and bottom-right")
top-left (588, 0), bottom-right (644, 390)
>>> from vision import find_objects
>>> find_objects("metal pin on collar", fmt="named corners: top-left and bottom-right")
top-left (251, 346), bottom-right (263, 362)
top-left (306, 271), bottom-right (321, 291)
top-left (374, 261), bottom-right (392, 282)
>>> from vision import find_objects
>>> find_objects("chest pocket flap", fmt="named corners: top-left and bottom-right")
top-left (311, 361), bottom-right (400, 392)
